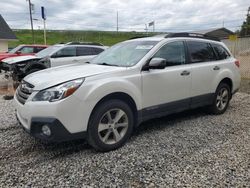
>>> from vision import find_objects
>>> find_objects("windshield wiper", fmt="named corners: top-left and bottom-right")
top-left (96, 62), bottom-right (118, 66)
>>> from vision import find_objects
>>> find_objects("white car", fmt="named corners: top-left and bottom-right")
top-left (14, 33), bottom-right (241, 151)
top-left (1, 42), bottom-right (108, 80)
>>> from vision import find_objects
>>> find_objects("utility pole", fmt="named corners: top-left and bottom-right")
top-left (245, 6), bottom-right (250, 36)
top-left (28, 0), bottom-right (34, 44)
top-left (116, 11), bottom-right (119, 33)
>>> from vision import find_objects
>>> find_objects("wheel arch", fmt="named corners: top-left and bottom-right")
top-left (218, 77), bottom-right (233, 93)
top-left (88, 92), bottom-right (139, 128)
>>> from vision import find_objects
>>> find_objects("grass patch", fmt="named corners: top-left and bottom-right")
top-left (10, 30), bottom-right (153, 47)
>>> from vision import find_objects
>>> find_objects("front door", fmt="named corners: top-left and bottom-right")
top-left (141, 41), bottom-right (191, 119)
top-left (50, 46), bottom-right (77, 67)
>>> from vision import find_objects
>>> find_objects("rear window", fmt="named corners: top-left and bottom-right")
top-left (211, 43), bottom-right (231, 60)
top-left (76, 47), bottom-right (93, 56)
top-left (187, 41), bottom-right (216, 63)
top-left (92, 47), bottom-right (104, 55)
top-left (34, 47), bottom-right (46, 53)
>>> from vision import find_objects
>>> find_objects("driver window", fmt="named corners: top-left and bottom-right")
top-left (54, 47), bottom-right (76, 58)
top-left (19, 47), bottom-right (34, 53)
top-left (153, 41), bottom-right (186, 66)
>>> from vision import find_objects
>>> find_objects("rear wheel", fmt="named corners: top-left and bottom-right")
top-left (87, 99), bottom-right (134, 152)
top-left (208, 83), bottom-right (231, 114)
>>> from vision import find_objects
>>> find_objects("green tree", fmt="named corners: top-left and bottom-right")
top-left (240, 7), bottom-right (250, 36)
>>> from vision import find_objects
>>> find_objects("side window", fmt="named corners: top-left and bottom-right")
top-left (153, 41), bottom-right (186, 66)
top-left (76, 47), bottom-right (93, 56)
top-left (92, 47), bottom-right (104, 55)
top-left (34, 47), bottom-right (46, 53)
top-left (54, 47), bottom-right (76, 57)
top-left (187, 41), bottom-right (216, 63)
top-left (19, 47), bottom-right (34, 53)
top-left (212, 43), bottom-right (231, 60)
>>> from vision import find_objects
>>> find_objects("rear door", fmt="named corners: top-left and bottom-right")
top-left (50, 46), bottom-right (77, 67)
top-left (141, 41), bottom-right (192, 119)
top-left (186, 40), bottom-right (220, 108)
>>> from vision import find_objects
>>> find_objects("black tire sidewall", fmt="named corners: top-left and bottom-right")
top-left (211, 83), bottom-right (231, 114)
top-left (87, 99), bottom-right (134, 151)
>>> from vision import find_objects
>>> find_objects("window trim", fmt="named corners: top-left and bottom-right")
top-left (185, 40), bottom-right (217, 64)
top-left (142, 40), bottom-right (188, 71)
top-left (211, 43), bottom-right (231, 60)
top-left (54, 46), bottom-right (77, 58)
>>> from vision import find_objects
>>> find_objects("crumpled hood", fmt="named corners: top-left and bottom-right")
top-left (24, 63), bottom-right (125, 90)
top-left (2, 55), bottom-right (39, 65)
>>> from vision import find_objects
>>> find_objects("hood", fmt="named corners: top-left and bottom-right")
top-left (24, 63), bottom-right (125, 90)
top-left (2, 55), bottom-right (39, 65)
top-left (0, 53), bottom-right (15, 61)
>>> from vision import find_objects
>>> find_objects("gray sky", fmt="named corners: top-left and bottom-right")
top-left (1, 0), bottom-right (249, 32)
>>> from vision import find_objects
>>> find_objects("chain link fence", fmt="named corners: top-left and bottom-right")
top-left (222, 37), bottom-right (250, 79)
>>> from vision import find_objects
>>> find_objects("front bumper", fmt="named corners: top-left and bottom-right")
top-left (17, 115), bottom-right (87, 142)
top-left (14, 92), bottom-right (93, 142)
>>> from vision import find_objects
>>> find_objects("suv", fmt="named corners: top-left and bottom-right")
top-left (0, 44), bottom-right (48, 61)
top-left (14, 33), bottom-right (241, 151)
top-left (1, 42), bottom-right (107, 80)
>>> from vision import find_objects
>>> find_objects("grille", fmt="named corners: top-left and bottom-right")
top-left (16, 81), bottom-right (34, 104)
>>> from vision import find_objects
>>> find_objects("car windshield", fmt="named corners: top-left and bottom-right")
top-left (91, 40), bottom-right (158, 67)
top-left (36, 45), bottom-right (62, 58)
top-left (8, 45), bottom-right (22, 54)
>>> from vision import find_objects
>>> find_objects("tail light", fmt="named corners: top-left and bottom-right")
top-left (234, 60), bottom-right (240, 68)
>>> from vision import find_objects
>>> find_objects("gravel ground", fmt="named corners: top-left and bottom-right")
top-left (0, 93), bottom-right (250, 187)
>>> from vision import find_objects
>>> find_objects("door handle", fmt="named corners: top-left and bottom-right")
top-left (213, 66), bottom-right (220, 70)
top-left (180, 70), bottom-right (190, 76)
top-left (73, 59), bottom-right (79, 62)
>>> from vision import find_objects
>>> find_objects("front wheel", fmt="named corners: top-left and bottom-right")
top-left (208, 83), bottom-right (231, 114)
top-left (87, 100), bottom-right (134, 152)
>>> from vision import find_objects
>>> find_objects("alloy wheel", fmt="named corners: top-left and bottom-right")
top-left (216, 87), bottom-right (229, 111)
top-left (98, 108), bottom-right (128, 145)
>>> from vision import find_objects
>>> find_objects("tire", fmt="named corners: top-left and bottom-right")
top-left (87, 99), bottom-right (134, 152)
top-left (208, 83), bottom-right (231, 115)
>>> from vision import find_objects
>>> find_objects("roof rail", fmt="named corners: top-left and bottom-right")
top-left (164, 32), bottom-right (220, 41)
top-left (66, 42), bottom-right (104, 46)
top-left (129, 36), bottom-right (148, 40)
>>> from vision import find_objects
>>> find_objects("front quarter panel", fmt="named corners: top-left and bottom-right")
top-left (74, 69), bottom-right (142, 111)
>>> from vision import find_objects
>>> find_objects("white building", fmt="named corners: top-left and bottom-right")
top-left (0, 14), bottom-right (17, 52)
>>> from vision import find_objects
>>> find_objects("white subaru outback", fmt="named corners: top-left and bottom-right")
top-left (14, 33), bottom-right (241, 151)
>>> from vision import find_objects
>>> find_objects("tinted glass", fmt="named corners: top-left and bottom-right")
top-left (153, 41), bottom-right (186, 66)
top-left (34, 47), bottom-right (46, 53)
top-left (187, 41), bottom-right (216, 63)
top-left (55, 47), bottom-right (76, 57)
top-left (19, 47), bottom-right (34, 53)
top-left (212, 43), bottom-right (231, 60)
top-left (76, 47), bottom-right (93, 56)
top-left (92, 47), bottom-right (104, 55)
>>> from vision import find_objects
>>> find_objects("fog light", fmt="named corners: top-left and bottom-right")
top-left (41, 125), bottom-right (51, 136)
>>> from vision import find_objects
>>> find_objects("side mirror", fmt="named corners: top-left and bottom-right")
top-left (148, 58), bottom-right (166, 69)
top-left (16, 51), bottom-right (21, 55)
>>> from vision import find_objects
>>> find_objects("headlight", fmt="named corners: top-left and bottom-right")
top-left (32, 78), bottom-right (84, 102)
